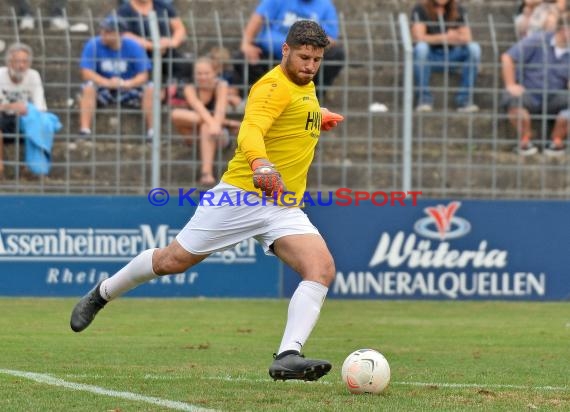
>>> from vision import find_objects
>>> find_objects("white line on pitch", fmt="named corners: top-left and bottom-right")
top-left (201, 375), bottom-right (569, 391)
top-left (0, 369), bottom-right (215, 412)
top-left (396, 381), bottom-right (569, 391)
top-left (60, 372), bottom-right (570, 392)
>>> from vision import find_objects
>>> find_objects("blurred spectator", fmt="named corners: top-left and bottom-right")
top-left (501, 14), bottom-right (570, 156)
top-left (171, 57), bottom-right (241, 186)
top-left (117, 0), bottom-right (172, 4)
top-left (208, 46), bottom-right (243, 111)
top-left (9, 0), bottom-right (88, 31)
top-left (411, 0), bottom-right (481, 112)
top-left (515, 0), bottom-right (566, 38)
top-left (0, 42), bottom-right (47, 179)
top-left (237, 0), bottom-right (345, 99)
top-left (77, 15), bottom-right (154, 141)
top-left (117, 0), bottom-right (191, 84)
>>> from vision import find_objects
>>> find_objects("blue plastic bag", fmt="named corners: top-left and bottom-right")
top-left (19, 103), bottom-right (62, 175)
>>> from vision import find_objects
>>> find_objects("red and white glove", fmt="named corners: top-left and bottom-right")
top-left (321, 107), bottom-right (344, 131)
top-left (251, 158), bottom-right (286, 196)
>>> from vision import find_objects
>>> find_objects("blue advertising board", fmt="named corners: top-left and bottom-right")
top-left (283, 200), bottom-right (570, 301)
top-left (0, 196), bottom-right (279, 297)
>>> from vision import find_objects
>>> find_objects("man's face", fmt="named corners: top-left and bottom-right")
top-left (281, 44), bottom-right (324, 86)
top-left (8, 50), bottom-right (31, 83)
top-left (101, 29), bottom-right (121, 49)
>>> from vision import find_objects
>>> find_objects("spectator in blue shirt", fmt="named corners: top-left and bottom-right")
top-left (237, 0), bottom-right (345, 99)
top-left (77, 15), bottom-right (154, 140)
top-left (501, 14), bottom-right (570, 156)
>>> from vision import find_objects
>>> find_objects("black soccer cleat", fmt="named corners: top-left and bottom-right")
top-left (70, 281), bottom-right (108, 332)
top-left (268, 350), bottom-right (332, 381)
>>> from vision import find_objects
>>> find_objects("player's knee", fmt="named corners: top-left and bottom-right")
top-left (322, 258), bottom-right (336, 286)
top-left (308, 256), bottom-right (335, 287)
top-left (152, 247), bottom-right (190, 275)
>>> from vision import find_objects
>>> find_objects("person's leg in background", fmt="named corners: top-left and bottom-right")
top-left (10, 0), bottom-right (34, 30)
top-left (413, 41), bottom-right (435, 110)
top-left (316, 44), bottom-right (345, 101)
top-left (49, 0), bottom-right (70, 30)
top-left (544, 94), bottom-right (570, 156)
top-left (452, 42), bottom-right (481, 111)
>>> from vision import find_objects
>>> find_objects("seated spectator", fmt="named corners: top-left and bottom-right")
top-left (171, 57), bottom-right (240, 186)
top-left (501, 13), bottom-right (570, 156)
top-left (237, 0), bottom-right (345, 99)
top-left (77, 15), bottom-right (154, 140)
top-left (9, 0), bottom-right (88, 31)
top-left (411, 0), bottom-right (481, 112)
top-left (0, 42), bottom-right (47, 179)
top-left (117, 0), bottom-right (191, 84)
top-left (208, 46), bottom-right (243, 111)
top-left (515, 0), bottom-right (565, 38)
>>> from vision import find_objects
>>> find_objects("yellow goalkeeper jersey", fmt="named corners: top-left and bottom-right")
top-left (221, 65), bottom-right (321, 206)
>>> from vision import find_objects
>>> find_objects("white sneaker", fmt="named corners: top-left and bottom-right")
top-left (415, 103), bottom-right (433, 112)
top-left (20, 16), bottom-right (35, 30)
top-left (369, 102), bottom-right (389, 113)
top-left (457, 104), bottom-right (479, 113)
top-left (69, 23), bottom-right (89, 33)
top-left (50, 17), bottom-right (69, 31)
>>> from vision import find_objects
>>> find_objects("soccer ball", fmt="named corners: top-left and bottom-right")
top-left (341, 349), bottom-right (390, 394)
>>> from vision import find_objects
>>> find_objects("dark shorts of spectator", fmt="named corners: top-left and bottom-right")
top-left (501, 91), bottom-right (570, 118)
top-left (156, 47), bottom-right (194, 84)
top-left (82, 82), bottom-right (145, 108)
top-left (0, 113), bottom-right (22, 143)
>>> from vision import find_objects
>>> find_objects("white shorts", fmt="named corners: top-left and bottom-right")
top-left (176, 182), bottom-right (320, 255)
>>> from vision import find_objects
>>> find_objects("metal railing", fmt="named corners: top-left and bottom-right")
top-left (0, 9), bottom-right (569, 199)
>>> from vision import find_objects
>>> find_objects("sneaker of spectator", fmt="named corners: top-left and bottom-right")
top-left (415, 103), bottom-right (433, 112)
top-left (457, 103), bottom-right (480, 113)
top-left (50, 17), bottom-right (69, 30)
top-left (20, 16), bottom-right (35, 31)
top-left (68, 128), bottom-right (92, 150)
top-left (515, 141), bottom-right (538, 156)
top-left (79, 128), bottom-right (91, 137)
top-left (70, 23), bottom-right (89, 33)
top-left (369, 102), bottom-right (389, 113)
top-left (544, 140), bottom-right (566, 157)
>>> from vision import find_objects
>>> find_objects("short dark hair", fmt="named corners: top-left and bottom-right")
top-left (285, 20), bottom-right (330, 50)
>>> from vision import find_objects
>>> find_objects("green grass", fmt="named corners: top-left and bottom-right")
top-left (0, 298), bottom-right (569, 411)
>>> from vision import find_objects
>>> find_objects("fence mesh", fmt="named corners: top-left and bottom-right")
top-left (1, 7), bottom-right (569, 199)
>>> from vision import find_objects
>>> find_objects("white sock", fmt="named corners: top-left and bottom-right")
top-left (278, 280), bottom-right (328, 355)
top-left (99, 248), bottom-right (158, 301)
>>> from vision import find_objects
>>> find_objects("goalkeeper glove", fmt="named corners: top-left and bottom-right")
top-left (251, 158), bottom-right (286, 196)
top-left (321, 107), bottom-right (344, 131)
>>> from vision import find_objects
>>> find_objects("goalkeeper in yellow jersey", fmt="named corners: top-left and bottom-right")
top-left (70, 20), bottom-right (344, 382)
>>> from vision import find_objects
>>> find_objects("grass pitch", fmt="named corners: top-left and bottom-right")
top-left (0, 298), bottom-right (569, 411)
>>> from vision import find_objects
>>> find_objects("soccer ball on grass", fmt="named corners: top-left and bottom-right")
top-left (341, 349), bottom-right (390, 394)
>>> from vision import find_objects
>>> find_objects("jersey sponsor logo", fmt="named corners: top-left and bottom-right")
top-left (305, 110), bottom-right (321, 131)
